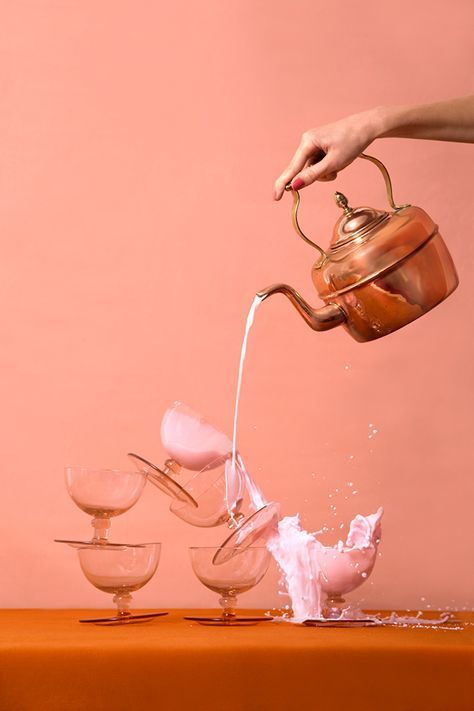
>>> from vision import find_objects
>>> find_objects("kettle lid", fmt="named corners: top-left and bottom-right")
top-left (330, 192), bottom-right (390, 254)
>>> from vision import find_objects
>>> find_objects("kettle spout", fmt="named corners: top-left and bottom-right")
top-left (257, 283), bottom-right (346, 332)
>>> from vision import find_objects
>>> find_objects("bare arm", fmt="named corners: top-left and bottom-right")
top-left (274, 96), bottom-right (474, 200)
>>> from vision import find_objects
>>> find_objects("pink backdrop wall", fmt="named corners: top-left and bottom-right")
top-left (1, 0), bottom-right (473, 612)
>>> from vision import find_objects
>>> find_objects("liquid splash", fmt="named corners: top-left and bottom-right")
top-left (378, 611), bottom-right (463, 629)
top-left (268, 508), bottom-right (383, 621)
top-left (267, 515), bottom-right (323, 620)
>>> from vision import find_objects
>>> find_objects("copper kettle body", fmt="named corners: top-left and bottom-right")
top-left (258, 154), bottom-right (459, 342)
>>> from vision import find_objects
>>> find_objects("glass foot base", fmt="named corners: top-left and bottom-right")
top-left (303, 618), bottom-right (378, 628)
top-left (79, 611), bottom-right (169, 626)
top-left (55, 539), bottom-right (144, 549)
top-left (184, 615), bottom-right (273, 626)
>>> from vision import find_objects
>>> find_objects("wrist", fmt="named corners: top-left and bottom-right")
top-left (367, 105), bottom-right (398, 140)
top-left (373, 104), bottom-right (414, 139)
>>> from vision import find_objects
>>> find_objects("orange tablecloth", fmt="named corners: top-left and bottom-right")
top-left (0, 609), bottom-right (472, 711)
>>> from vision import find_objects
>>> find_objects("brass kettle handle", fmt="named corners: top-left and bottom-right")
top-left (359, 153), bottom-right (409, 211)
top-left (284, 153), bottom-right (409, 263)
top-left (283, 184), bottom-right (327, 267)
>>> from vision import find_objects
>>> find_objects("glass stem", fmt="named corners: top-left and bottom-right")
top-left (323, 594), bottom-right (346, 619)
top-left (163, 458), bottom-right (181, 476)
top-left (113, 593), bottom-right (133, 617)
top-left (219, 594), bottom-right (237, 621)
top-left (91, 516), bottom-right (111, 543)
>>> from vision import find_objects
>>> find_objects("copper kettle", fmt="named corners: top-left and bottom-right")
top-left (258, 154), bottom-right (458, 342)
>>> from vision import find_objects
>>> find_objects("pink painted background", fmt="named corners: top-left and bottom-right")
top-left (1, 0), bottom-right (473, 612)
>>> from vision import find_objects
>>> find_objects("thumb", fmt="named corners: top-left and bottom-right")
top-left (291, 153), bottom-right (336, 189)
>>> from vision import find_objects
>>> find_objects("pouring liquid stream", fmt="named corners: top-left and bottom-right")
top-left (227, 295), bottom-right (266, 515)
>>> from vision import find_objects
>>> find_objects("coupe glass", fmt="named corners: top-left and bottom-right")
top-left (56, 466), bottom-right (147, 546)
top-left (77, 542), bottom-right (166, 624)
top-left (128, 402), bottom-right (235, 506)
top-left (317, 541), bottom-right (378, 622)
top-left (169, 455), bottom-right (245, 527)
top-left (184, 546), bottom-right (272, 626)
top-left (161, 401), bottom-right (233, 471)
top-left (313, 507), bottom-right (384, 625)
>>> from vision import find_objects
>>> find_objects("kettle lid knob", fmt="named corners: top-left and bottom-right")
top-left (335, 192), bottom-right (353, 215)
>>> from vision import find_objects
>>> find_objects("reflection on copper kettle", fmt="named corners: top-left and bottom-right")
top-left (258, 154), bottom-right (458, 342)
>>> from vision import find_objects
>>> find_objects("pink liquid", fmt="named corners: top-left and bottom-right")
top-left (227, 295), bottom-right (266, 514)
top-left (161, 402), bottom-right (232, 471)
top-left (267, 508), bottom-right (383, 621)
top-left (267, 515), bottom-right (324, 619)
top-left (226, 296), bottom-right (385, 620)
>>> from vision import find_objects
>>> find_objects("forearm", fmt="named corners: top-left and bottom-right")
top-left (373, 96), bottom-right (474, 144)
top-left (274, 95), bottom-right (474, 197)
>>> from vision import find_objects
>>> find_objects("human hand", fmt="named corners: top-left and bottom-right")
top-left (274, 108), bottom-right (382, 200)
